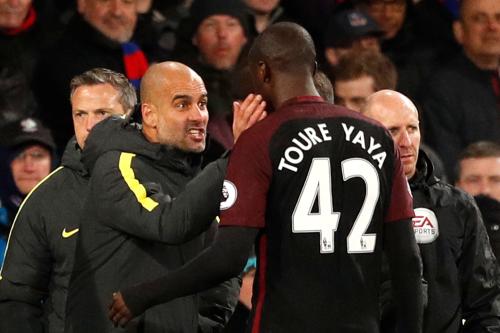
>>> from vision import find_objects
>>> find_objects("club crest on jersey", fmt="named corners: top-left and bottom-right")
top-left (412, 208), bottom-right (439, 244)
top-left (220, 180), bottom-right (237, 210)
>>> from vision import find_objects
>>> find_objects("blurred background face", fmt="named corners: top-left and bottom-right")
top-left (455, 0), bottom-right (500, 61)
top-left (77, 0), bottom-right (138, 43)
top-left (244, 0), bottom-right (280, 14)
top-left (193, 15), bottom-right (247, 70)
top-left (362, 0), bottom-right (406, 39)
top-left (334, 75), bottom-right (375, 112)
top-left (0, 0), bottom-right (31, 29)
top-left (10, 144), bottom-right (51, 195)
top-left (456, 157), bottom-right (500, 201)
top-left (71, 83), bottom-right (127, 149)
top-left (324, 37), bottom-right (381, 67)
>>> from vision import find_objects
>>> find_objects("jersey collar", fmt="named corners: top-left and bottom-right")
top-left (281, 95), bottom-right (324, 108)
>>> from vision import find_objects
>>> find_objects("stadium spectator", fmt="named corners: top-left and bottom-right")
top-left (322, 8), bottom-right (383, 76)
top-left (456, 141), bottom-right (500, 262)
top-left (173, 0), bottom-right (251, 161)
top-left (33, 0), bottom-right (154, 152)
top-left (420, 0), bottom-right (500, 179)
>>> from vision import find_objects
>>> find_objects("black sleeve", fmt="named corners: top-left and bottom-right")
top-left (0, 194), bottom-right (51, 333)
top-left (121, 226), bottom-right (258, 316)
top-left (460, 197), bottom-right (500, 331)
top-left (197, 222), bottom-right (241, 332)
top-left (384, 218), bottom-right (424, 333)
top-left (91, 154), bottom-right (228, 244)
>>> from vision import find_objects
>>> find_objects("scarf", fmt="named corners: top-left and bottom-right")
top-left (121, 41), bottom-right (149, 89)
top-left (2, 5), bottom-right (37, 36)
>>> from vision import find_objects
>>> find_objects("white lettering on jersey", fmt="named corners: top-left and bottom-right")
top-left (278, 123), bottom-right (332, 173)
top-left (341, 123), bottom-right (387, 169)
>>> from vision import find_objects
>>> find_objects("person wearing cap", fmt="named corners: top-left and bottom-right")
top-left (0, 68), bottom-right (135, 333)
top-left (173, 0), bottom-right (251, 164)
top-left (0, 117), bottom-right (56, 263)
top-left (322, 8), bottom-right (383, 75)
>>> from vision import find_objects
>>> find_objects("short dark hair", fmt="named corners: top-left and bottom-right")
top-left (70, 68), bottom-right (137, 114)
top-left (459, 141), bottom-right (500, 160)
top-left (248, 22), bottom-right (316, 74)
top-left (333, 50), bottom-right (397, 91)
top-left (456, 141), bottom-right (500, 178)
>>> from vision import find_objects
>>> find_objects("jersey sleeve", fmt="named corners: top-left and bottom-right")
top-left (385, 143), bottom-right (415, 223)
top-left (220, 129), bottom-right (272, 228)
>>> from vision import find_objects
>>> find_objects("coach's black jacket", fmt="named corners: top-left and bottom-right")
top-left (383, 151), bottom-right (500, 332)
top-left (65, 118), bottom-right (237, 333)
top-left (0, 138), bottom-right (88, 333)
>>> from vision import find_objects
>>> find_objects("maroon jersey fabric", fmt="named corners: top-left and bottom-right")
top-left (220, 96), bottom-right (414, 332)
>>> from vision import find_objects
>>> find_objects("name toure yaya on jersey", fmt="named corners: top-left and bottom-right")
top-left (278, 122), bottom-right (388, 173)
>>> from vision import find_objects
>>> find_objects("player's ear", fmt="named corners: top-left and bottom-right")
top-left (452, 20), bottom-right (464, 45)
top-left (257, 61), bottom-right (271, 84)
top-left (141, 103), bottom-right (158, 128)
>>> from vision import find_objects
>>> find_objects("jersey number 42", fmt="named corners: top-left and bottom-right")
top-left (292, 158), bottom-right (380, 254)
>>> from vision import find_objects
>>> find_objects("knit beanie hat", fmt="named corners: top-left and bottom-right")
top-left (187, 0), bottom-right (251, 38)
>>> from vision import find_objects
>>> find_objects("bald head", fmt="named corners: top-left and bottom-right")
top-left (248, 22), bottom-right (316, 74)
top-left (140, 62), bottom-right (203, 104)
top-left (362, 90), bottom-right (418, 119)
top-left (361, 90), bottom-right (421, 179)
top-left (140, 61), bottom-right (209, 152)
top-left (247, 22), bottom-right (319, 110)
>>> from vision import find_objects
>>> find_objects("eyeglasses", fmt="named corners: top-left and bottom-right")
top-left (13, 150), bottom-right (51, 162)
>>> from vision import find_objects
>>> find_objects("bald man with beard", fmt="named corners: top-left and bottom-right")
top-left (65, 62), bottom-right (265, 333)
top-left (362, 90), bottom-right (500, 333)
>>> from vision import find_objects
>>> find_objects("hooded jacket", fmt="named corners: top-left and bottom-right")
top-left (65, 117), bottom-right (235, 333)
top-left (410, 151), bottom-right (500, 332)
top-left (0, 138), bottom-right (88, 333)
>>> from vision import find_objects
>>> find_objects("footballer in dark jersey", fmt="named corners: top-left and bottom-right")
top-left (219, 95), bottom-right (414, 332)
top-left (109, 22), bottom-right (423, 333)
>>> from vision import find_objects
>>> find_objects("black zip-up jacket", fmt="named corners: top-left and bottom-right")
top-left (411, 151), bottom-right (500, 332)
top-left (0, 138), bottom-right (88, 333)
top-left (65, 118), bottom-right (237, 333)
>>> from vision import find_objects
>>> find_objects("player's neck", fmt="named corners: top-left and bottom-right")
top-left (273, 76), bottom-right (319, 109)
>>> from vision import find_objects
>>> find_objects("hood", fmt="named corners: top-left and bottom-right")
top-left (60, 136), bottom-right (88, 177)
top-left (410, 149), bottom-right (440, 189)
top-left (82, 116), bottom-right (203, 176)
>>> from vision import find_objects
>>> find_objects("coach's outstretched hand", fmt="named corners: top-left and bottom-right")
top-left (109, 292), bottom-right (133, 328)
top-left (232, 93), bottom-right (267, 143)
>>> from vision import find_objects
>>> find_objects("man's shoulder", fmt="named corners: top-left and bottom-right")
top-left (426, 181), bottom-right (477, 213)
top-left (19, 166), bottom-right (86, 208)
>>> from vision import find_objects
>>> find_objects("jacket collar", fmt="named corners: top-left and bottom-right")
top-left (410, 149), bottom-right (439, 188)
